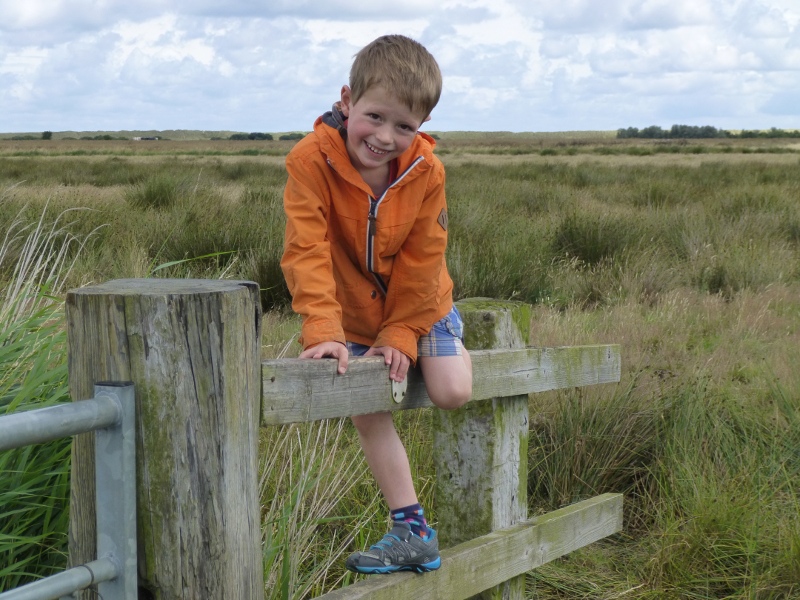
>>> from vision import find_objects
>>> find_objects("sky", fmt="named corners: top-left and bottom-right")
top-left (1, 0), bottom-right (799, 134)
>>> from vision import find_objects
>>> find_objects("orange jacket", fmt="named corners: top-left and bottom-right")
top-left (281, 115), bottom-right (454, 362)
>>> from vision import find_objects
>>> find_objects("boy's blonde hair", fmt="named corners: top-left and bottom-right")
top-left (350, 35), bottom-right (442, 119)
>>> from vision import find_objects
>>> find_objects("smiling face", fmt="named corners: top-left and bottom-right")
top-left (340, 85), bottom-right (428, 185)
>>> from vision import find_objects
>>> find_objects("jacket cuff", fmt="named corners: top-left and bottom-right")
top-left (374, 325), bottom-right (418, 364)
top-left (300, 320), bottom-right (346, 350)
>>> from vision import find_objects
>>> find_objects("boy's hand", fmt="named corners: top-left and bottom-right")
top-left (299, 341), bottom-right (348, 374)
top-left (364, 346), bottom-right (410, 383)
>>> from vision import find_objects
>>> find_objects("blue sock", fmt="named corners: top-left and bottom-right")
top-left (390, 503), bottom-right (431, 540)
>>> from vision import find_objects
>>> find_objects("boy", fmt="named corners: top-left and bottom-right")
top-left (280, 34), bottom-right (473, 575)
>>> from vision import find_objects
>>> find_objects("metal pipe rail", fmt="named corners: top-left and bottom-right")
top-left (0, 394), bottom-right (120, 451)
top-left (0, 559), bottom-right (118, 600)
top-left (0, 383), bottom-right (137, 600)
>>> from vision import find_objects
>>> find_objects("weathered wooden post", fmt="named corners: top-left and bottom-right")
top-left (66, 279), bottom-right (264, 600)
top-left (433, 298), bottom-right (531, 600)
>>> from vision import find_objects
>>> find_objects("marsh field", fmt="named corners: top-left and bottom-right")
top-left (1, 133), bottom-right (799, 598)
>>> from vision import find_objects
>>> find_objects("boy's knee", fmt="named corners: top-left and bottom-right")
top-left (419, 352), bottom-right (473, 410)
top-left (429, 379), bottom-right (472, 411)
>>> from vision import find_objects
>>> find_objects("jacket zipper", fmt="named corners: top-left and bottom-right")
top-left (365, 156), bottom-right (425, 296)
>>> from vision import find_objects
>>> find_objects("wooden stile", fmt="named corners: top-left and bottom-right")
top-left (66, 279), bottom-right (622, 600)
top-left (259, 298), bottom-right (622, 600)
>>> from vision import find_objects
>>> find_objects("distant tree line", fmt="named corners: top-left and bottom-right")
top-left (80, 134), bottom-right (129, 140)
top-left (229, 132), bottom-right (273, 140)
top-left (5, 132), bottom-right (51, 140)
top-left (226, 132), bottom-right (308, 141)
top-left (618, 125), bottom-right (800, 139)
top-left (7, 133), bottom-right (129, 140)
top-left (736, 127), bottom-right (800, 138)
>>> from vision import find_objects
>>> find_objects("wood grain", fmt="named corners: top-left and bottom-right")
top-left (67, 279), bottom-right (263, 600)
top-left (262, 345), bottom-right (621, 425)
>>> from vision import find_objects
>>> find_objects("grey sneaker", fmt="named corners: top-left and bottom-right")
top-left (345, 521), bottom-right (441, 574)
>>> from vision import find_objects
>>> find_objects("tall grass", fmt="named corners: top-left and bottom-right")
top-left (2, 155), bottom-right (798, 310)
top-left (645, 376), bottom-right (800, 598)
top-left (524, 285), bottom-right (800, 598)
top-left (259, 420), bottom-right (373, 599)
top-left (0, 304), bottom-right (70, 590)
top-left (0, 199), bottom-right (89, 590)
top-left (1, 143), bottom-right (799, 598)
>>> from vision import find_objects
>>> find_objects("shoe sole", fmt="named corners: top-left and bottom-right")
top-left (349, 557), bottom-right (441, 574)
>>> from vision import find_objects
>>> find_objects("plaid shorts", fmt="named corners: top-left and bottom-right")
top-left (347, 305), bottom-right (464, 358)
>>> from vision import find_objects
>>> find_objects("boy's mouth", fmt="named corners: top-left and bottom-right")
top-left (365, 141), bottom-right (389, 156)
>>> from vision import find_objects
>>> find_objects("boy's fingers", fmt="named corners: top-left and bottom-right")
top-left (390, 349), bottom-right (410, 382)
top-left (298, 343), bottom-right (348, 374)
top-left (335, 348), bottom-right (348, 374)
top-left (299, 347), bottom-right (325, 360)
top-left (363, 346), bottom-right (410, 382)
top-left (389, 349), bottom-right (401, 378)
top-left (399, 356), bottom-right (410, 381)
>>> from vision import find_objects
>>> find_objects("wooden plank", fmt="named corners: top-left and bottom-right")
top-left (316, 493), bottom-right (623, 600)
top-left (261, 345), bottom-right (621, 425)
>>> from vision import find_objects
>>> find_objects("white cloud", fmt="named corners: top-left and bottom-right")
top-left (109, 16), bottom-right (218, 74)
top-left (623, 0), bottom-right (716, 30)
top-left (0, 47), bottom-right (48, 77)
top-left (733, 1), bottom-right (793, 38)
top-left (0, 0), bottom-right (798, 132)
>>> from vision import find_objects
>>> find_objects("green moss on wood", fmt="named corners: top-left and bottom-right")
top-left (456, 298), bottom-right (532, 349)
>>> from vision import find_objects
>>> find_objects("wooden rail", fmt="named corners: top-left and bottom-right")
top-left (317, 494), bottom-right (623, 600)
top-left (262, 345), bottom-right (620, 424)
top-left (66, 280), bottom-right (622, 600)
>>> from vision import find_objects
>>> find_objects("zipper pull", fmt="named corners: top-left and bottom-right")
top-left (368, 199), bottom-right (378, 236)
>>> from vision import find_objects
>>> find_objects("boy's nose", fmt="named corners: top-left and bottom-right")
top-left (375, 126), bottom-right (392, 145)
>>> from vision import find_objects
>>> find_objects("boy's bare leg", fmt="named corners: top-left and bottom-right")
top-left (419, 346), bottom-right (473, 410)
top-left (351, 411), bottom-right (418, 509)
top-left (350, 347), bottom-right (471, 509)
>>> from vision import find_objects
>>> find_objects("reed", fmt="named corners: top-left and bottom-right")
top-left (0, 199), bottom-right (86, 590)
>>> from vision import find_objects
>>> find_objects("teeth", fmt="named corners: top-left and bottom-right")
top-left (366, 142), bottom-right (387, 155)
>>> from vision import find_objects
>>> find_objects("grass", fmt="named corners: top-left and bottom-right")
top-left (0, 315), bottom-right (70, 590)
top-left (1, 135), bottom-right (799, 598)
top-left (646, 380), bottom-right (799, 598)
top-left (0, 202), bottom-right (84, 591)
top-left (259, 419), bottom-right (373, 598)
top-left (524, 286), bottom-right (800, 598)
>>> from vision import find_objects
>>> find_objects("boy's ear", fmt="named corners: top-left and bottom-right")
top-left (340, 85), bottom-right (352, 117)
